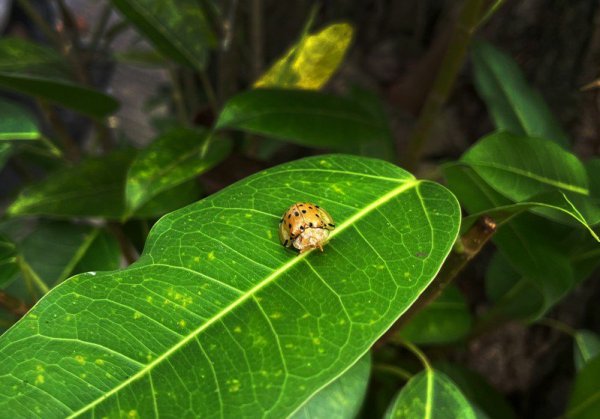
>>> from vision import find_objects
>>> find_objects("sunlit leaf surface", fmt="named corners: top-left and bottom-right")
top-left (255, 23), bottom-right (353, 90)
top-left (0, 155), bottom-right (460, 417)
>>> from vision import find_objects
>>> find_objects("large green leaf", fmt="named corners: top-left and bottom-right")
top-left (125, 128), bottom-right (230, 214)
top-left (292, 354), bottom-right (370, 418)
top-left (0, 38), bottom-right (119, 118)
top-left (461, 132), bottom-right (588, 201)
top-left (215, 89), bottom-right (390, 150)
top-left (0, 98), bottom-right (40, 141)
top-left (472, 41), bottom-right (570, 148)
top-left (0, 155), bottom-right (460, 417)
top-left (574, 330), bottom-right (600, 371)
top-left (255, 23), bottom-right (353, 90)
top-left (566, 355), bottom-right (600, 418)
top-left (8, 150), bottom-right (135, 219)
top-left (384, 369), bottom-right (479, 418)
top-left (396, 286), bottom-right (472, 345)
top-left (111, 0), bottom-right (216, 71)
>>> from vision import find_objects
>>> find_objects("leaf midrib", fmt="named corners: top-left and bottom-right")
top-left (470, 161), bottom-right (588, 195)
top-left (67, 178), bottom-right (421, 417)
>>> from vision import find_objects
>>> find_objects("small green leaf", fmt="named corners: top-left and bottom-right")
top-left (385, 369), bottom-right (479, 418)
top-left (255, 23), bottom-right (353, 90)
top-left (461, 132), bottom-right (588, 201)
top-left (0, 98), bottom-right (40, 141)
top-left (574, 330), bottom-right (600, 371)
top-left (0, 154), bottom-right (460, 417)
top-left (216, 89), bottom-right (389, 149)
top-left (292, 354), bottom-right (370, 419)
top-left (472, 41), bottom-right (570, 148)
top-left (111, 0), bottom-right (216, 71)
top-left (8, 150), bottom-right (134, 219)
top-left (0, 38), bottom-right (119, 117)
top-left (125, 128), bottom-right (230, 213)
top-left (566, 355), bottom-right (600, 418)
top-left (436, 363), bottom-right (516, 419)
top-left (15, 222), bottom-right (121, 288)
top-left (396, 286), bottom-right (472, 345)
top-left (0, 235), bottom-right (18, 289)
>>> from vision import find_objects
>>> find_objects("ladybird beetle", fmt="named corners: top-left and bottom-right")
top-left (279, 202), bottom-right (335, 254)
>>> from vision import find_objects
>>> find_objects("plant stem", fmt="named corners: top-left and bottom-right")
top-left (537, 317), bottom-right (577, 337)
top-left (376, 216), bottom-right (497, 348)
top-left (17, 255), bottom-right (50, 295)
top-left (400, 340), bottom-right (432, 371)
top-left (89, 3), bottom-right (114, 53)
top-left (475, 0), bottom-right (506, 30)
top-left (36, 99), bottom-right (81, 161)
top-left (169, 67), bottom-right (190, 126)
top-left (373, 363), bottom-right (413, 381)
top-left (249, 0), bottom-right (264, 80)
top-left (403, 0), bottom-right (484, 170)
top-left (16, 0), bottom-right (63, 50)
top-left (54, 229), bottom-right (100, 286)
top-left (199, 71), bottom-right (219, 115)
top-left (108, 223), bottom-right (138, 265)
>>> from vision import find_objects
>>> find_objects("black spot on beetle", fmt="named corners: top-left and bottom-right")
top-left (315, 214), bottom-right (320, 217)
top-left (288, 214), bottom-right (291, 219)
top-left (283, 239), bottom-right (288, 246)
top-left (294, 212), bottom-right (299, 216)
top-left (316, 205), bottom-right (320, 208)
top-left (309, 222), bottom-right (313, 227)
top-left (288, 223), bottom-right (292, 228)
top-left (300, 226), bottom-right (305, 230)
top-left (299, 204), bottom-right (304, 206)
top-left (302, 210), bottom-right (306, 213)
top-left (309, 206), bottom-right (313, 209)
top-left (328, 223), bottom-right (335, 227)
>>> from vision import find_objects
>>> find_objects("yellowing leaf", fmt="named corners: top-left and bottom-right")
top-left (254, 23), bottom-right (353, 90)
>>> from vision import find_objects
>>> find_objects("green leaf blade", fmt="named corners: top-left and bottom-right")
top-left (472, 40), bottom-right (570, 148)
top-left (0, 98), bottom-right (41, 141)
top-left (385, 369), bottom-right (479, 419)
top-left (125, 128), bottom-right (230, 213)
top-left (0, 155), bottom-right (460, 417)
top-left (215, 89), bottom-right (389, 149)
top-left (111, 0), bottom-right (216, 71)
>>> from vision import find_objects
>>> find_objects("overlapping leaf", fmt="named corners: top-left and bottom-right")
top-left (111, 0), bottom-right (216, 71)
top-left (385, 369), bottom-right (479, 418)
top-left (574, 330), bottom-right (600, 371)
top-left (472, 40), bottom-right (570, 147)
top-left (125, 128), bottom-right (230, 214)
top-left (567, 356), bottom-right (600, 418)
top-left (0, 98), bottom-right (40, 141)
top-left (0, 38), bottom-right (118, 117)
top-left (216, 89), bottom-right (389, 149)
top-left (255, 23), bottom-right (353, 90)
top-left (292, 354), bottom-right (370, 418)
top-left (0, 155), bottom-right (460, 417)
top-left (396, 286), bottom-right (472, 345)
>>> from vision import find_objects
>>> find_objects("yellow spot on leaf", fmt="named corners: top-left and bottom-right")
top-left (233, 326), bottom-right (242, 333)
top-left (127, 410), bottom-right (139, 419)
top-left (178, 319), bottom-right (187, 328)
top-left (146, 296), bottom-right (153, 304)
top-left (226, 379), bottom-right (241, 393)
top-left (74, 355), bottom-right (86, 365)
top-left (36, 365), bottom-right (44, 372)
top-left (133, 311), bottom-right (142, 320)
top-left (35, 375), bottom-right (45, 385)
top-left (208, 251), bottom-right (216, 261)
top-left (270, 312), bottom-right (282, 319)
top-left (95, 359), bottom-right (105, 366)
